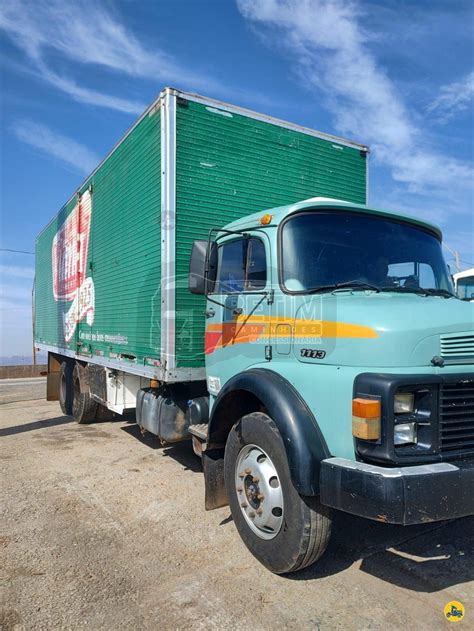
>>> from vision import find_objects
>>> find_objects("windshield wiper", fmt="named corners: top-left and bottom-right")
top-left (380, 286), bottom-right (455, 298)
top-left (380, 286), bottom-right (426, 295)
top-left (421, 288), bottom-right (456, 298)
top-left (306, 281), bottom-right (381, 294)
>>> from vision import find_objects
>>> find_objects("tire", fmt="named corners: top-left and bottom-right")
top-left (71, 363), bottom-right (97, 424)
top-left (95, 404), bottom-right (117, 421)
top-left (224, 412), bottom-right (332, 574)
top-left (58, 361), bottom-right (74, 416)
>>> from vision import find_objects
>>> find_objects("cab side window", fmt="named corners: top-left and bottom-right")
top-left (215, 238), bottom-right (267, 293)
top-left (246, 238), bottom-right (266, 289)
top-left (215, 239), bottom-right (246, 293)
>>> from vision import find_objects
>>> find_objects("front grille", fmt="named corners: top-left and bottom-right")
top-left (440, 333), bottom-right (474, 363)
top-left (439, 380), bottom-right (474, 453)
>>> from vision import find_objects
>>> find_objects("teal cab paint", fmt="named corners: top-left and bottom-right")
top-left (204, 198), bottom-right (474, 461)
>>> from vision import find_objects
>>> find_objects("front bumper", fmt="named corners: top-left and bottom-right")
top-left (320, 456), bottom-right (474, 525)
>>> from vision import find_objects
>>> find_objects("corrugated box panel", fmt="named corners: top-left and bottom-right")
top-left (174, 98), bottom-right (366, 368)
top-left (35, 107), bottom-right (162, 365)
top-left (35, 196), bottom-right (78, 350)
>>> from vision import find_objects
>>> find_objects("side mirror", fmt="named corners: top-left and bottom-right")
top-left (189, 240), bottom-right (218, 295)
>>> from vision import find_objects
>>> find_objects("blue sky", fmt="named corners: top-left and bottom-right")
top-left (0, 0), bottom-right (473, 357)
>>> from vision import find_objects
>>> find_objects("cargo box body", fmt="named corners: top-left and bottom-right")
top-left (35, 88), bottom-right (368, 382)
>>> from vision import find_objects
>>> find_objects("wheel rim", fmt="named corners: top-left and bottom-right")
top-left (234, 444), bottom-right (284, 540)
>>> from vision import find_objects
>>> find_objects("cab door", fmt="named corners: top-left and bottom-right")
top-left (205, 233), bottom-right (272, 394)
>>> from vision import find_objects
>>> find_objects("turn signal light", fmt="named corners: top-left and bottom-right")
top-left (260, 213), bottom-right (273, 225)
top-left (352, 397), bottom-right (381, 440)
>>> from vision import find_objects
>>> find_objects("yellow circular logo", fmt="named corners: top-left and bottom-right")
top-left (444, 601), bottom-right (465, 622)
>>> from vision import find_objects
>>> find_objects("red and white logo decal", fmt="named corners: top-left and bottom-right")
top-left (51, 190), bottom-right (95, 342)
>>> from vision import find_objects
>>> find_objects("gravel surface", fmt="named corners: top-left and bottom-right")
top-left (1, 379), bottom-right (473, 629)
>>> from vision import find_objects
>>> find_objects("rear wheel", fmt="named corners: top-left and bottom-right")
top-left (95, 404), bottom-right (117, 421)
top-left (58, 361), bottom-right (74, 416)
top-left (72, 363), bottom-right (97, 424)
top-left (224, 412), bottom-right (332, 574)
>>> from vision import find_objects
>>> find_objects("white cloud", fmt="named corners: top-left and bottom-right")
top-left (0, 0), bottom-right (161, 113)
top-left (237, 0), bottom-right (473, 195)
top-left (0, 0), bottom-right (255, 114)
top-left (0, 0), bottom-right (144, 113)
top-left (0, 0), bottom-right (173, 78)
top-left (0, 265), bottom-right (34, 280)
top-left (11, 119), bottom-right (99, 174)
top-left (37, 63), bottom-right (145, 115)
top-left (0, 304), bottom-right (32, 356)
top-left (0, 283), bottom-right (31, 302)
top-left (427, 71), bottom-right (474, 123)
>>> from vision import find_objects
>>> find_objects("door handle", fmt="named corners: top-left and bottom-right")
top-left (233, 307), bottom-right (243, 316)
top-left (206, 308), bottom-right (215, 318)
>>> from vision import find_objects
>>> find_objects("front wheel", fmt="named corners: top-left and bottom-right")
top-left (224, 412), bottom-right (332, 574)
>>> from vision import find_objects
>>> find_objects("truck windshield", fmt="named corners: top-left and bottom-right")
top-left (280, 211), bottom-right (455, 295)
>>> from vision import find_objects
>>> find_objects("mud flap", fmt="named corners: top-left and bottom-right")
top-left (46, 353), bottom-right (61, 401)
top-left (202, 449), bottom-right (228, 510)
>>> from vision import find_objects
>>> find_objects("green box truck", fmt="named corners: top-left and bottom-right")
top-left (35, 87), bottom-right (474, 574)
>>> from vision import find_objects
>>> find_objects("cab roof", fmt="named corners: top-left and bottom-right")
top-left (454, 268), bottom-right (474, 280)
top-left (223, 197), bottom-right (443, 240)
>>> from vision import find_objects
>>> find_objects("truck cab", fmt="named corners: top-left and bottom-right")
top-left (189, 197), bottom-right (474, 574)
top-left (454, 268), bottom-right (474, 302)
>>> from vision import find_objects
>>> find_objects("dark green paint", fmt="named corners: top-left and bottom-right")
top-left (174, 99), bottom-right (366, 367)
top-left (35, 94), bottom-right (366, 374)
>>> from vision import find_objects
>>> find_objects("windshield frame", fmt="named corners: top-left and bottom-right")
top-left (277, 208), bottom-right (448, 296)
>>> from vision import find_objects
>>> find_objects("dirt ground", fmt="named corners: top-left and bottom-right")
top-left (1, 379), bottom-right (472, 630)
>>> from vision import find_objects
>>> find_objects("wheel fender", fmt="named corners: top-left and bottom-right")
top-left (209, 368), bottom-right (330, 495)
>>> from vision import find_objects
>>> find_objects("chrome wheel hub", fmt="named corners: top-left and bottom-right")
top-left (235, 444), bottom-right (283, 540)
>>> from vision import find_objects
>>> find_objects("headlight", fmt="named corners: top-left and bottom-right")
top-left (353, 374), bottom-right (440, 464)
top-left (394, 392), bottom-right (415, 414)
top-left (394, 422), bottom-right (417, 445)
